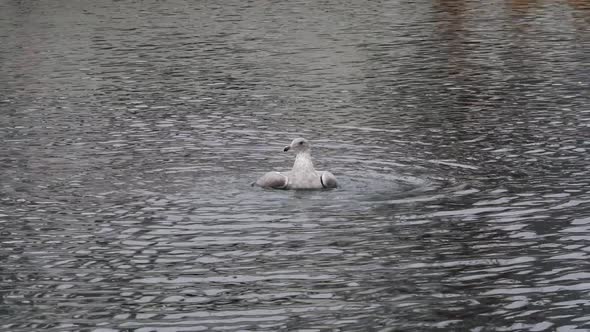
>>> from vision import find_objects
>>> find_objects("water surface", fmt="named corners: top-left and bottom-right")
top-left (1, 0), bottom-right (589, 331)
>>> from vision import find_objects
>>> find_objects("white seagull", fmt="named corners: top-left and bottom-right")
top-left (255, 138), bottom-right (338, 190)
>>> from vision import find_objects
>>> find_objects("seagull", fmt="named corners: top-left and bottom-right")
top-left (255, 138), bottom-right (338, 190)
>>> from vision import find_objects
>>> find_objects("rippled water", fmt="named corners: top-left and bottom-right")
top-left (1, 0), bottom-right (589, 331)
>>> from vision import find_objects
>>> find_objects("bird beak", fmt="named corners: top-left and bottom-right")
top-left (283, 145), bottom-right (290, 152)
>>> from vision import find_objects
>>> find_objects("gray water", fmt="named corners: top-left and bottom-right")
top-left (1, 0), bottom-right (589, 331)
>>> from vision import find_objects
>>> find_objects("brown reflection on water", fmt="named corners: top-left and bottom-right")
top-left (509, 0), bottom-right (541, 12)
top-left (566, 0), bottom-right (590, 11)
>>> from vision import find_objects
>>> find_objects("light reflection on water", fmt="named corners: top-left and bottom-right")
top-left (1, 0), bottom-right (589, 331)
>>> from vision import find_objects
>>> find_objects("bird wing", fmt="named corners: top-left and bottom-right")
top-left (254, 171), bottom-right (289, 189)
top-left (320, 171), bottom-right (338, 189)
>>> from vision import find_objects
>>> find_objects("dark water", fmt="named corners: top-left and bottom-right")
top-left (1, 0), bottom-right (590, 331)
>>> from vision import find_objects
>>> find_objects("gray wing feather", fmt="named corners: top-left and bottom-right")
top-left (255, 172), bottom-right (288, 189)
top-left (320, 171), bottom-right (338, 189)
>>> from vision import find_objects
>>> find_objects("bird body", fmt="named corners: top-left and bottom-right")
top-left (255, 138), bottom-right (338, 190)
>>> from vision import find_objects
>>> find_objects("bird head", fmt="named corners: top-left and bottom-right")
top-left (284, 137), bottom-right (311, 153)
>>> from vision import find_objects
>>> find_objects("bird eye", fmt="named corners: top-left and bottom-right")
top-left (299, 141), bottom-right (304, 145)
